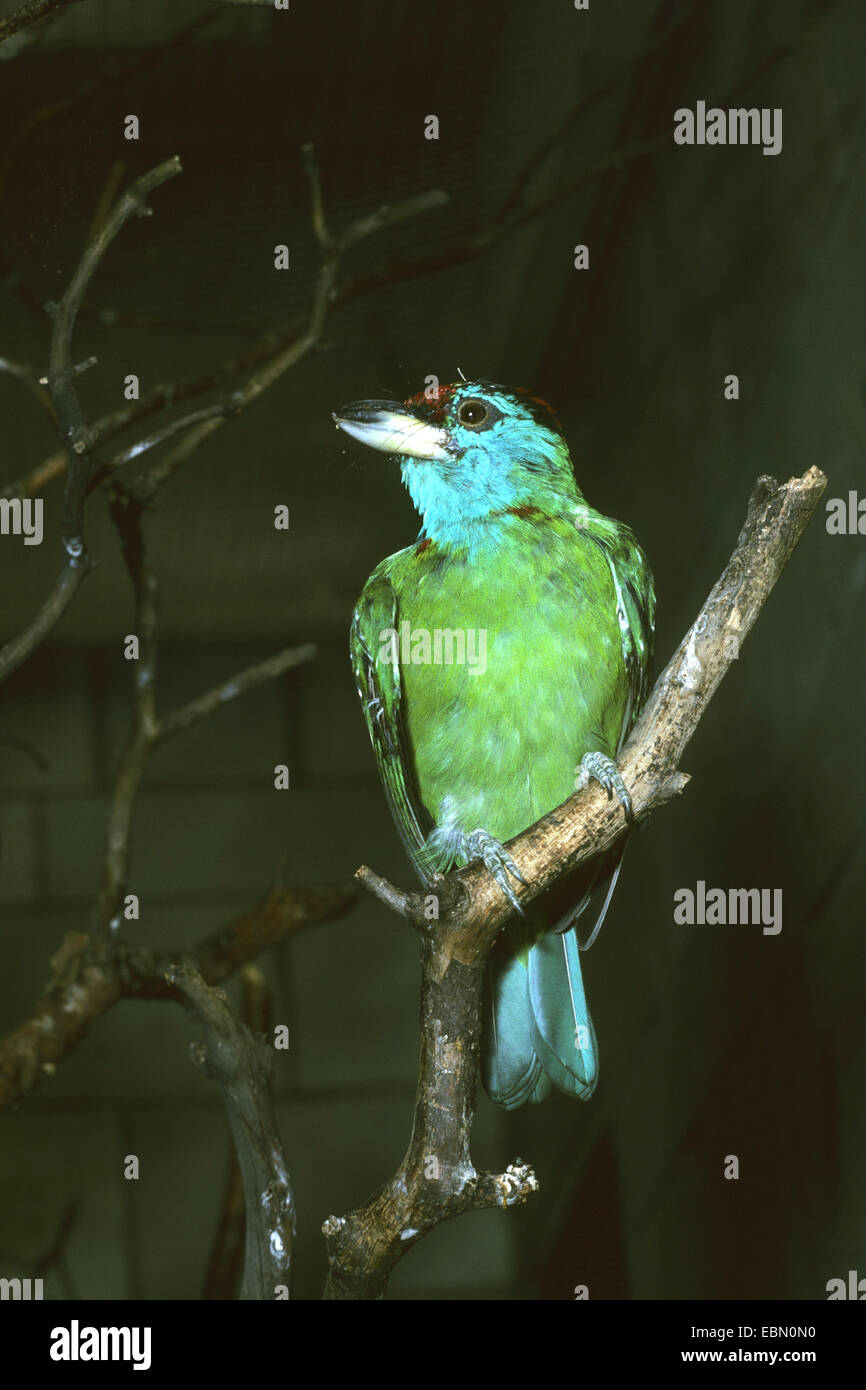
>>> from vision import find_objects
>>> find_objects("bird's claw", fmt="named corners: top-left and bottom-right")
top-left (576, 751), bottom-right (633, 824)
top-left (466, 827), bottom-right (527, 915)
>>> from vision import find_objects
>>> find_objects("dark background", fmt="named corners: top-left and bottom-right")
top-left (0, 0), bottom-right (863, 1299)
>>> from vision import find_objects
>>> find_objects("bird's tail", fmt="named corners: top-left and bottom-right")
top-left (482, 925), bottom-right (598, 1109)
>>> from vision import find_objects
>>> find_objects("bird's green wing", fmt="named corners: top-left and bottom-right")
top-left (579, 511), bottom-right (656, 742)
top-left (603, 524), bottom-right (656, 739)
top-left (546, 515), bottom-right (656, 950)
top-left (350, 563), bottom-right (435, 883)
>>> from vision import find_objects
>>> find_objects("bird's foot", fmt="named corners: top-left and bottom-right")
top-left (576, 751), bottom-right (633, 824)
top-left (464, 827), bottom-right (528, 915)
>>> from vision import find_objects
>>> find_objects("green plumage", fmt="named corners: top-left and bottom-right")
top-left (338, 381), bottom-right (654, 1108)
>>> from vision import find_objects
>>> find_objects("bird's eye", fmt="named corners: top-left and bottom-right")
top-left (456, 398), bottom-right (489, 429)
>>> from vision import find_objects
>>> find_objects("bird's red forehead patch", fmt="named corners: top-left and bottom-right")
top-left (512, 388), bottom-right (561, 430)
top-left (404, 383), bottom-right (459, 422)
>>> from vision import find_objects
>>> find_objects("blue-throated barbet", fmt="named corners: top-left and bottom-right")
top-left (334, 381), bottom-right (655, 1108)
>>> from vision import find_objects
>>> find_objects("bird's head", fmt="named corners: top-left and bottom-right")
top-left (333, 381), bottom-right (581, 543)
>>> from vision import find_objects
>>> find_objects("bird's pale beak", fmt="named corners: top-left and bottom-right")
top-left (332, 399), bottom-right (450, 461)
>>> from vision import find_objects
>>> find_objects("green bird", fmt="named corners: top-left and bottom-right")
top-left (335, 381), bottom-right (655, 1108)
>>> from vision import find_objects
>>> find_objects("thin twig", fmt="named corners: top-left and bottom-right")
top-left (95, 480), bottom-right (159, 931)
top-left (95, 402), bottom-right (240, 479)
top-left (47, 156), bottom-right (183, 484)
top-left (158, 644), bottom-right (317, 743)
top-left (301, 142), bottom-right (331, 250)
top-left (0, 330), bottom-right (304, 501)
top-left (87, 160), bottom-right (126, 242)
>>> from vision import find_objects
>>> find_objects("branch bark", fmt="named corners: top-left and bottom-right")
top-left (0, 0), bottom-right (84, 46)
top-left (0, 884), bottom-right (355, 1113)
top-left (323, 464), bottom-right (827, 1299)
top-left (167, 962), bottom-right (294, 1301)
top-left (202, 963), bottom-right (272, 1300)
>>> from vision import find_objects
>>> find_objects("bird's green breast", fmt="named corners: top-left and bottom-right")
top-left (386, 514), bottom-right (629, 854)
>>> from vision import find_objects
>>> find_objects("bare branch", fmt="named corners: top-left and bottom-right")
top-left (354, 865), bottom-right (415, 921)
top-left (301, 142), bottom-right (331, 250)
top-left (129, 151), bottom-right (449, 503)
top-left (95, 479), bottom-right (315, 931)
top-left (1, 332), bottom-right (306, 502)
top-left (166, 962), bottom-right (294, 1300)
top-left (0, 9), bottom-right (824, 516)
top-left (0, 884), bottom-right (356, 1113)
top-left (0, 0), bottom-right (84, 47)
top-left (97, 402), bottom-right (240, 478)
top-left (0, 448), bottom-right (66, 501)
top-left (338, 189), bottom-right (450, 251)
top-left (0, 150), bottom-right (442, 683)
top-left (203, 963), bottom-right (272, 1300)
top-left (47, 156), bottom-right (183, 481)
top-left (95, 481), bottom-right (159, 930)
top-left (0, 562), bottom-right (90, 685)
top-left (86, 159), bottom-right (126, 241)
top-left (322, 915), bottom-right (539, 1300)
top-left (323, 465), bottom-right (827, 1298)
top-left (0, 158), bottom-right (182, 689)
top-left (158, 644), bottom-right (316, 744)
